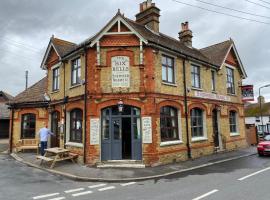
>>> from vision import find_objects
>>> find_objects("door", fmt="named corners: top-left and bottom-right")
top-left (111, 118), bottom-right (122, 160)
top-left (132, 116), bottom-right (142, 160)
top-left (212, 109), bottom-right (219, 148)
top-left (51, 111), bottom-right (60, 147)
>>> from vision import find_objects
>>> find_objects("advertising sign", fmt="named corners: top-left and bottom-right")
top-left (111, 56), bottom-right (130, 88)
top-left (241, 85), bottom-right (254, 101)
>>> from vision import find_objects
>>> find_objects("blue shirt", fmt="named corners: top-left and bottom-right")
top-left (39, 127), bottom-right (54, 142)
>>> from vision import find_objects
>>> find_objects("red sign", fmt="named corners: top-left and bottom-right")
top-left (241, 85), bottom-right (254, 101)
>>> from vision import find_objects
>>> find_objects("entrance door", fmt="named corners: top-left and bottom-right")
top-left (212, 109), bottom-right (219, 148)
top-left (111, 118), bottom-right (122, 160)
top-left (51, 111), bottom-right (60, 147)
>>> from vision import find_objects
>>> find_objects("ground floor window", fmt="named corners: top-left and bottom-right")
top-left (160, 106), bottom-right (179, 142)
top-left (191, 108), bottom-right (204, 138)
top-left (229, 111), bottom-right (238, 133)
top-left (70, 109), bottom-right (83, 143)
top-left (21, 113), bottom-right (36, 138)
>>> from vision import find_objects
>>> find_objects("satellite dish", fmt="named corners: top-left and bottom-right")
top-left (44, 93), bottom-right (51, 101)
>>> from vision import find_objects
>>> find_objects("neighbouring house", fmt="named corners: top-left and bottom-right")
top-left (9, 0), bottom-right (248, 166)
top-left (0, 91), bottom-right (13, 138)
top-left (245, 96), bottom-right (270, 134)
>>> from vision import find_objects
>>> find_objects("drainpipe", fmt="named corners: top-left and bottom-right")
top-left (83, 47), bottom-right (88, 164)
top-left (63, 62), bottom-right (66, 149)
top-left (183, 59), bottom-right (192, 159)
top-left (9, 107), bottom-right (14, 153)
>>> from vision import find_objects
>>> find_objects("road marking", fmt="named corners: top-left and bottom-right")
top-left (88, 183), bottom-right (107, 189)
top-left (72, 190), bottom-right (93, 197)
top-left (192, 189), bottom-right (219, 200)
top-left (47, 197), bottom-right (65, 200)
top-left (238, 166), bottom-right (270, 181)
top-left (33, 193), bottom-right (60, 199)
top-left (98, 186), bottom-right (116, 191)
top-left (120, 182), bottom-right (136, 186)
top-left (64, 188), bottom-right (85, 193)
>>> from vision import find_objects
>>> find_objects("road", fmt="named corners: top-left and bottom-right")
top-left (0, 154), bottom-right (270, 200)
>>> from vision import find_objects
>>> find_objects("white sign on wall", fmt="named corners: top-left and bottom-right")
top-left (142, 117), bottom-right (152, 144)
top-left (111, 56), bottom-right (130, 88)
top-left (90, 118), bottom-right (100, 145)
top-left (194, 91), bottom-right (231, 102)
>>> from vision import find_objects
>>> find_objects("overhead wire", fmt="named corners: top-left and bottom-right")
top-left (243, 0), bottom-right (270, 9)
top-left (257, 0), bottom-right (270, 5)
top-left (172, 0), bottom-right (270, 25)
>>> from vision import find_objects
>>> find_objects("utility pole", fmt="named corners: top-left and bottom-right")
top-left (25, 70), bottom-right (28, 90)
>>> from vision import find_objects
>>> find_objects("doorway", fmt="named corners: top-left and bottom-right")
top-left (51, 111), bottom-right (60, 148)
top-left (101, 105), bottom-right (142, 161)
top-left (212, 109), bottom-right (221, 149)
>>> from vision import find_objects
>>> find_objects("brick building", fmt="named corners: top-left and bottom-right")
top-left (0, 91), bottom-right (13, 138)
top-left (9, 0), bottom-right (248, 166)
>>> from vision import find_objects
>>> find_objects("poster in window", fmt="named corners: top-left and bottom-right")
top-left (241, 85), bottom-right (254, 101)
top-left (142, 117), bottom-right (152, 144)
top-left (90, 118), bottom-right (100, 145)
top-left (111, 56), bottom-right (130, 88)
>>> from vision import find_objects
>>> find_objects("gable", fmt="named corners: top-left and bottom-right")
top-left (45, 47), bottom-right (60, 68)
top-left (225, 49), bottom-right (238, 66)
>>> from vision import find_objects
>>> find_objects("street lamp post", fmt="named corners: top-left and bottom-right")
top-left (259, 84), bottom-right (270, 133)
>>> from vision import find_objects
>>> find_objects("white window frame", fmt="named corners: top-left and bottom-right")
top-left (161, 54), bottom-right (176, 85)
top-left (191, 108), bottom-right (208, 142)
top-left (229, 111), bottom-right (240, 136)
top-left (211, 70), bottom-right (216, 92)
top-left (226, 64), bottom-right (236, 95)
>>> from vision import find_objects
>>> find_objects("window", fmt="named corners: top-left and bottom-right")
top-left (160, 106), bottom-right (179, 141)
top-left (70, 109), bottom-right (83, 143)
top-left (71, 58), bottom-right (81, 85)
top-left (191, 108), bottom-right (204, 138)
top-left (226, 67), bottom-right (235, 94)
top-left (52, 67), bottom-right (60, 91)
top-left (191, 65), bottom-right (201, 88)
top-left (21, 114), bottom-right (36, 138)
top-left (162, 55), bottom-right (175, 83)
top-left (229, 111), bottom-right (238, 133)
top-left (255, 116), bottom-right (260, 122)
top-left (211, 70), bottom-right (216, 91)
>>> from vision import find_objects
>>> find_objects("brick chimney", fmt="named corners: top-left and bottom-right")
top-left (179, 22), bottom-right (193, 48)
top-left (135, 0), bottom-right (160, 32)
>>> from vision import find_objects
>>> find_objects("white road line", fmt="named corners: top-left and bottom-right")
top-left (71, 190), bottom-right (93, 197)
top-left (192, 189), bottom-right (219, 200)
top-left (238, 166), bottom-right (270, 181)
top-left (98, 186), bottom-right (116, 191)
top-left (120, 182), bottom-right (136, 186)
top-left (88, 183), bottom-right (107, 189)
top-left (33, 193), bottom-right (60, 199)
top-left (64, 188), bottom-right (85, 193)
top-left (47, 197), bottom-right (65, 200)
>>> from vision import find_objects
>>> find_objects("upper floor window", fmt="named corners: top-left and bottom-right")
top-left (191, 108), bottom-right (204, 138)
top-left (191, 65), bottom-right (201, 88)
top-left (52, 67), bottom-right (60, 91)
top-left (162, 55), bottom-right (175, 84)
top-left (70, 109), bottom-right (83, 143)
top-left (160, 106), bottom-right (179, 142)
top-left (21, 114), bottom-right (36, 139)
top-left (211, 70), bottom-right (216, 91)
top-left (226, 67), bottom-right (235, 94)
top-left (71, 58), bottom-right (81, 86)
top-left (229, 111), bottom-right (238, 133)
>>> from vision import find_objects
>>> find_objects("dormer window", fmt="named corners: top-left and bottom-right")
top-left (52, 67), bottom-right (60, 91)
top-left (71, 58), bottom-right (81, 86)
top-left (226, 67), bottom-right (235, 94)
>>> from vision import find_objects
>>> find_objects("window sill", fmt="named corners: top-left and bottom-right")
top-left (191, 137), bottom-right (208, 142)
top-left (65, 142), bottom-right (83, 148)
top-left (212, 91), bottom-right (217, 94)
top-left (69, 84), bottom-right (82, 89)
top-left (227, 93), bottom-right (237, 97)
top-left (230, 133), bottom-right (240, 137)
top-left (162, 82), bottom-right (177, 87)
top-left (191, 87), bottom-right (203, 91)
top-left (50, 90), bottom-right (59, 94)
top-left (160, 140), bottom-right (183, 147)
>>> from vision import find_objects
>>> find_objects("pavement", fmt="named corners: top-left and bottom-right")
top-left (0, 139), bottom-right (9, 153)
top-left (10, 146), bottom-right (257, 182)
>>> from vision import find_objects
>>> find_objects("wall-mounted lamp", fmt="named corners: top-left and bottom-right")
top-left (118, 99), bottom-right (124, 113)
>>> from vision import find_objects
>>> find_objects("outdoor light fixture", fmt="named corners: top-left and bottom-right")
top-left (118, 99), bottom-right (124, 113)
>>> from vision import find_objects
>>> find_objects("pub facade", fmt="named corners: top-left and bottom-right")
top-left (9, 0), bottom-right (248, 166)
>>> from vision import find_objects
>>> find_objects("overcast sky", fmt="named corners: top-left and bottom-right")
top-left (0, 0), bottom-right (269, 102)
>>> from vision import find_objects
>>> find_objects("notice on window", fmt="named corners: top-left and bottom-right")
top-left (111, 56), bottom-right (130, 88)
top-left (142, 117), bottom-right (152, 144)
top-left (90, 118), bottom-right (100, 145)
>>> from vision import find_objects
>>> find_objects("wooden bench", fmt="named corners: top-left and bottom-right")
top-left (17, 139), bottom-right (39, 154)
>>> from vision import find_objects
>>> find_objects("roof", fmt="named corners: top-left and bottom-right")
top-left (245, 102), bottom-right (270, 117)
top-left (0, 104), bottom-right (10, 119)
top-left (10, 77), bottom-right (48, 104)
top-left (200, 40), bottom-right (233, 66)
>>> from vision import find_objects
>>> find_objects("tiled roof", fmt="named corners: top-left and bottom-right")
top-left (0, 104), bottom-right (10, 119)
top-left (245, 102), bottom-right (270, 117)
top-left (51, 38), bottom-right (77, 58)
top-left (0, 91), bottom-right (14, 101)
top-left (11, 77), bottom-right (48, 104)
top-left (200, 40), bottom-right (233, 66)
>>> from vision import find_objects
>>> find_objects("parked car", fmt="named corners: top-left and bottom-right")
top-left (257, 135), bottom-right (270, 156)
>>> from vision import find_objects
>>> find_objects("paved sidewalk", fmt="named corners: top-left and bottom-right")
top-left (0, 139), bottom-right (9, 153)
top-left (11, 147), bottom-right (257, 182)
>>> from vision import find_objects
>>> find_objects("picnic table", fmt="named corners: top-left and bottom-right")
top-left (36, 147), bottom-right (78, 168)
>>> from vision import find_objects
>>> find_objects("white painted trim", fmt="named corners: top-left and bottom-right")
top-left (51, 62), bottom-right (61, 70)
top-left (104, 32), bottom-right (133, 35)
top-left (191, 109), bottom-right (208, 141)
top-left (65, 142), bottom-right (83, 148)
top-left (230, 132), bottom-right (240, 137)
top-left (41, 42), bottom-right (61, 69)
top-left (225, 63), bottom-right (236, 70)
top-left (161, 52), bottom-right (177, 85)
top-left (191, 137), bottom-right (208, 142)
top-left (160, 140), bottom-right (183, 147)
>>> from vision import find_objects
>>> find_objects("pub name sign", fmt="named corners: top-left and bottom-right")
top-left (112, 56), bottom-right (130, 88)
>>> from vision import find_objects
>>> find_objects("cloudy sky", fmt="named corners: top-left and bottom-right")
top-left (0, 0), bottom-right (269, 102)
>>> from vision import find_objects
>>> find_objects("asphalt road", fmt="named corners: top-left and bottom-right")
top-left (1, 154), bottom-right (270, 200)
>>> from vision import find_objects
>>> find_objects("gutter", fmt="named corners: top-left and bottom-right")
top-left (9, 108), bottom-right (14, 153)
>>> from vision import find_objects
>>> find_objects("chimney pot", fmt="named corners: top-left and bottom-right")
top-left (179, 21), bottom-right (193, 48)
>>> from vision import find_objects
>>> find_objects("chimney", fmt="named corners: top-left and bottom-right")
top-left (135, 0), bottom-right (160, 32)
top-left (179, 22), bottom-right (193, 48)
top-left (258, 96), bottom-right (265, 104)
